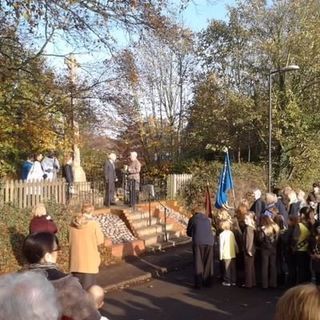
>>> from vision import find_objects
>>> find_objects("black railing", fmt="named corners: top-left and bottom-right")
top-left (158, 200), bottom-right (168, 242)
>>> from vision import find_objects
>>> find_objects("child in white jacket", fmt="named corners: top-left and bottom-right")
top-left (219, 220), bottom-right (239, 286)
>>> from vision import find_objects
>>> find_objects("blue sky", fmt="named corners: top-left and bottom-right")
top-left (44, 1), bottom-right (234, 71)
top-left (178, 0), bottom-right (234, 31)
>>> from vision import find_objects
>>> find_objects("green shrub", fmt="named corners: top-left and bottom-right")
top-left (177, 160), bottom-right (266, 212)
top-left (0, 201), bottom-right (114, 274)
top-left (177, 159), bottom-right (319, 213)
top-left (0, 202), bottom-right (72, 274)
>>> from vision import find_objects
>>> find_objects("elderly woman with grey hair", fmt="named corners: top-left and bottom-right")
top-left (127, 151), bottom-right (141, 207)
top-left (288, 190), bottom-right (300, 216)
top-left (0, 271), bottom-right (60, 320)
top-left (262, 193), bottom-right (278, 219)
top-left (250, 189), bottom-right (265, 221)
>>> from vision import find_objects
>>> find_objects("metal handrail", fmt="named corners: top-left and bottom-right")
top-left (157, 200), bottom-right (168, 242)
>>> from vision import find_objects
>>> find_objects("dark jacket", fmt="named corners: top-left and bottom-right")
top-left (310, 236), bottom-right (320, 272)
top-left (104, 159), bottom-right (117, 186)
top-left (250, 199), bottom-right (265, 219)
top-left (23, 265), bottom-right (101, 320)
top-left (288, 202), bottom-right (300, 217)
top-left (21, 160), bottom-right (33, 180)
top-left (275, 198), bottom-right (288, 226)
top-left (258, 227), bottom-right (278, 251)
top-left (307, 191), bottom-right (320, 204)
top-left (63, 164), bottom-right (74, 184)
top-left (29, 216), bottom-right (58, 234)
top-left (281, 225), bottom-right (297, 257)
top-left (187, 212), bottom-right (215, 246)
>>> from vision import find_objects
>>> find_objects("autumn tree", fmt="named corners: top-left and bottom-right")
top-left (186, 0), bottom-right (320, 184)
top-left (0, 26), bottom-right (70, 176)
top-left (0, 0), bottom-right (191, 177)
top-left (100, 25), bottom-right (195, 173)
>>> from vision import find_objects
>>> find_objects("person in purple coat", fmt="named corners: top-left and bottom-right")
top-left (29, 203), bottom-right (58, 234)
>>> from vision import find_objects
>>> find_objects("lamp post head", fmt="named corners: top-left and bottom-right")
top-left (270, 64), bottom-right (300, 75)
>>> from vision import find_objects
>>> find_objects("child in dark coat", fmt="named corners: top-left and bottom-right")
top-left (310, 226), bottom-right (320, 285)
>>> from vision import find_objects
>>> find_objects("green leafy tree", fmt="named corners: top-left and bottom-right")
top-left (187, 0), bottom-right (320, 185)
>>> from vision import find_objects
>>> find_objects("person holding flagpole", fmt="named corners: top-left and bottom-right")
top-left (187, 195), bottom-right (215, 289)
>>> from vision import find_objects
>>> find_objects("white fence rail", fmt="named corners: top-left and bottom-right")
top-left (166, 174), bottom-right (192, 199)
top-left (0, 179), bottom-right (105, 209)
top-left (1, 174), bottom-right (193, 208)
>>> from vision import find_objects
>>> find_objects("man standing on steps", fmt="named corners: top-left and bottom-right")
top-left (127, 151), bottom-right (141, 208)
top-left (104, 152), bottom-right (117, 207)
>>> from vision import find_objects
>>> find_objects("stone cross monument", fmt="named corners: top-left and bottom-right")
top-left (65, 54), bottom-right (86, 183)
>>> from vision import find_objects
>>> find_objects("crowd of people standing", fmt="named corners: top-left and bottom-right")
top-left (0, 202), bottom-right (108, 320)
top-left (20, 150), bottom-right (142, 208)
top-left (188, 182), bottom-right (320, 290)
top-left (22, 152), bottom-right (61, 182)
top-left (1, 146), bottom-right (142, 320)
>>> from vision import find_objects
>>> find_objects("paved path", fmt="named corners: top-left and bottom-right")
top-left (97, 244), bottom-right (193, 291)
top-left (100, 265), bottom-right (283, 320)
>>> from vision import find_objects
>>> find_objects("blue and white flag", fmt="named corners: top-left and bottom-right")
top-left (215, 151), bottom-right (234, 209)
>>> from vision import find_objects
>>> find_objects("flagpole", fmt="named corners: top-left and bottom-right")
top-left (205, 180), bottom-right (213, 218)
top-left (229, 151), bottom-right (237, 211)
top-left (224, 147), bottom-right (237, 211)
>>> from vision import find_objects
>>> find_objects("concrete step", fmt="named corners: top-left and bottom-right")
top-left (142, 233), bottom-right (165, 247)
top-left (131, 217), bottom-right (159, 229)
top-left (135, 223), bottom-right (174, 237)
top-left (142, 230), bottom-right (181, 247)
top-left (165, 236), bottom-right (191, 247)
top-left (146, 236), bottom-right (191, 252)
top-left (126, 211), bottom-right (152, 221)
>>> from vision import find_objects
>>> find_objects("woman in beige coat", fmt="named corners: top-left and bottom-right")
top-left (69, 203), bottom-right (104, 290)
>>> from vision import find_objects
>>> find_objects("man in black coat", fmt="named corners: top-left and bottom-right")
top-left (104, 153), bottom-right (117, 207)
top-left (187, 210), bottom-right (215, 288)
top-left (62, 156), bottom-right (74, 199)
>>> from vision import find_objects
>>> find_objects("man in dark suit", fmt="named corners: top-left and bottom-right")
top-left (104, 153), bottom-right (117, 207)
top-left (62, 155), bottom-right (74, 199)
top-left (187, 200), bottom-right (215, 289)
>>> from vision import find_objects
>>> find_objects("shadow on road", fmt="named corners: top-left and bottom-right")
top-left (101, 266), bottom-right (284, 320)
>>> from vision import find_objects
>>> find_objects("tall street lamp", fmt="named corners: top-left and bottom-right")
top-left (268, 64), bottom-right (300, 192)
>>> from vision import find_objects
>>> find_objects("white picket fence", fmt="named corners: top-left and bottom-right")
top-left (166, 174), bottom-right (192, 199)
top-left (0, 179), bottom-right (105, 209)
top-left (0, 174), bottom-right (192, 208)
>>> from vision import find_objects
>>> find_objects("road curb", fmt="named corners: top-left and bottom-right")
top-left (103, 272), bottom-right (153, 292)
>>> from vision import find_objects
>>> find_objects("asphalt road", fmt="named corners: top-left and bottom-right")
top-left (101, 265), bottom-right (283, 320)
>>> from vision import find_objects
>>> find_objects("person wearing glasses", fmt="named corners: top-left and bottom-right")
top-left (22, 232), bottom-right (101, 320)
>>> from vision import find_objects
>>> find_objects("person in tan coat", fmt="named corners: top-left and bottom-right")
top-left (69, 203), bottom-right (104, 290)
top-left (127, 151), bottom-right (141, 207)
